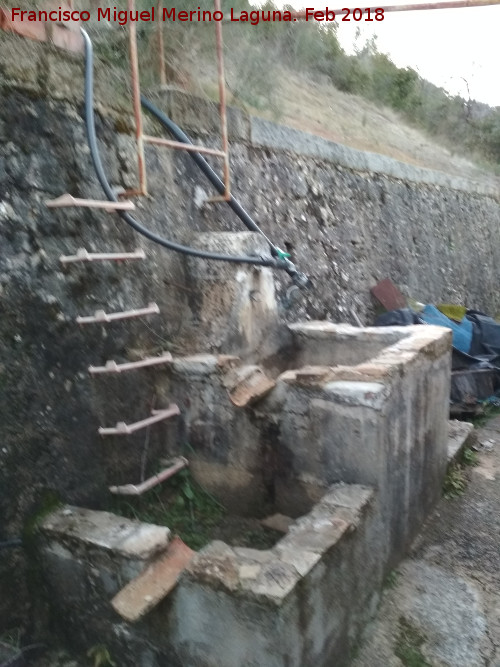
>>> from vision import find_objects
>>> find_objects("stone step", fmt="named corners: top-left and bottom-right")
top-left (111, 536), bottom-right (195, 623)
top-left (40, 506), bottom-right (170, 562)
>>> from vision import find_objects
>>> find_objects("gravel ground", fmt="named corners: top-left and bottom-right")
top-left (353, 418), bottom-right (500, 667)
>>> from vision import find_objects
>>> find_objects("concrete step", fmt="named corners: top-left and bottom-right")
top-left (448, 419), bottom-right (475, 462)
top-left (40, 506), bottom-right (171, 562)
top-left (111, 536), bottom-right (195, 623)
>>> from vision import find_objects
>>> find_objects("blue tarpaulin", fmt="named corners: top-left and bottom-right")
top-left (420, 304), bottom-right (473, 354)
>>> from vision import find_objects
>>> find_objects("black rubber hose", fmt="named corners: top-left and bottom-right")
top-left (140, 96), bottom-right (278, 254)
top-left (80, 28), bottom-right (287, 269)
top-left (0, 538), bottom-right (22, 550)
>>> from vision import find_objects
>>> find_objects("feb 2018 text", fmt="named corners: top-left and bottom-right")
top-left (10, 6), bottom-right (386, 25)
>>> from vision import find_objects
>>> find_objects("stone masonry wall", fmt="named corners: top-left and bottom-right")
top-left (1, 32), bottom-right (500, 631)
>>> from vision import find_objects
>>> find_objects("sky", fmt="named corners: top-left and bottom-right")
top-left (286, 1), bottom-right (500, 107)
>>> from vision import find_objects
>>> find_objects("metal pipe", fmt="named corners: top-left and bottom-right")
top-left (127, 0), bottom-right (147, 195)
top-left (99, 405), bottom-right (180, 436)
top-left (76, 302), bottom-right (160, 325)
top-left (89, 352), bottom-right (173, 375)
top-left (46, 194), bottom-right (135, 210)
top-left (284, 0), bottom-right (500, 20)
top-left (60, 248), bottom-right (146, 264)
top-left (0, 538), bottom-right (22, 550)
top-left (213, 0), bottom-right (231, 200)
top-left (109, 457), bottom-right (188, 495)
top-left (143, 134), bottom-right (226, 157)
top-left (81, 29), bottom-right (309, 281)
top-left (157, 0), bottom-right (166, 86)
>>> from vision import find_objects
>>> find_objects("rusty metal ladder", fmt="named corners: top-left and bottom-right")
top-left (46, 194), bottom-right (187, 495)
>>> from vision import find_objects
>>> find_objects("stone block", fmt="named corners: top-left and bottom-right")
top-left (185, 232), bottom-right (279, 359)
top-left (260, 513), bottom-right (293, 534)
top-left (185, 541), bottom-right (239, 593)
top-left (41, 506), bottom-right (170, 561)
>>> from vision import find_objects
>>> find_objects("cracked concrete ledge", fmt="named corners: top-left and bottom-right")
top-left (183, 483), bottom-right (373, 606)
top-left (282, 322), bottom-right (451, 397)
top-left (40, 506), bottom-right (171, 561)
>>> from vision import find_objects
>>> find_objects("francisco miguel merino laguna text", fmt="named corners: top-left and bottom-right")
top-left (10, 6), bottom-right (385, 25)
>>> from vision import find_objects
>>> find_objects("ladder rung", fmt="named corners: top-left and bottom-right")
top-left (109, 457), bottom-right (188, 495)
top-left (60, 248), bottom-right (146, 264)
top-left (98, 404), bottom-right (180, 436)
top-left (89, 352), bottom-right (173, 375)
top-left (76, 303), bottom-right (159, 324)
top-left (46, 194), bottom-right (135, 211)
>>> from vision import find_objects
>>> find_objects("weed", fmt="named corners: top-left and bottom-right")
top-left (384, 570), bottom-right (399, 589)
top-left (443, 445), bottom-right (479, 499)
top-left (470, 403), bottom-right (500, 428)
top-left (460, 447), bottom-right (479, 467)
top-left (111, 468), bottom-right (225, 551)
top-left (0, 627), bottom-right (21, 650)
top-left (87, 644), bottom-right (116, 667)
top-left (443, 462), bottom-right (467, 499)
top-left (110, 464), bottom-right (283, 551)
top-left (23, 489), bottom-right (62, 541)
top-left (394, 617), bottom-right (431, 667)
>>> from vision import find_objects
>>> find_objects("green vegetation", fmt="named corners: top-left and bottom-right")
top-left (111, 468), bottom-right (225, 550)
top-left (384, 569), bottom-right (399, 590)
top-left (87, 645), bottom-right (116, 667)
top-left (470, 402), bottom-right (500, 428)
top-left (395, 617), bottom-right (431, 667)
top-left (443, 446), bottom-right (479, 499)
top-left (22, 489), bottom-right (62, 541)
top-left (0, 627), bottom-right (22, 651)
top-left (134, 0), bottom-right (500, 169)
top-left (110, 467), bottom-right (281, 551)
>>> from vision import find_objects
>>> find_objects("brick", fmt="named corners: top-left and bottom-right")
top-left (227, 365), bottom-right (276, 407)
top-left (111, 537), bottom-right (194, 623)
top-left (0, 9), bottom-right (47, 41)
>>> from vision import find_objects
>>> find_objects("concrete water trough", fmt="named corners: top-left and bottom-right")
top-left (38, 322), bottom-right (452, 666)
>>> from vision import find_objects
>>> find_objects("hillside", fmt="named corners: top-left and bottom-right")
top-left (262, 69), bottom-right (500, 190)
